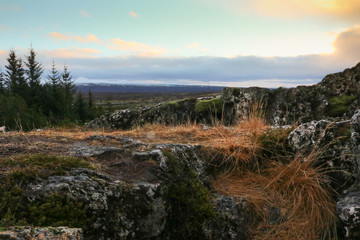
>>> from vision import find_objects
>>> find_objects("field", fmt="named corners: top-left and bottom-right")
top-left (91, 91), bottom-right (221, 110)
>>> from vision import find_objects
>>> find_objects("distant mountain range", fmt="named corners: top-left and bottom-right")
top-left (76, 83), bottom-right (224, 93)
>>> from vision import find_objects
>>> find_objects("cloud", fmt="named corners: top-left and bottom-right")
top-left (196, 0), bottom-right (360, 22)
top-left (332, 26), bottom-right (360, 62)
top-left (186, 42), bottom-right (210, 53)
top-left (41, 47), bottom-right (101, 59)
top-left (128, 11), bottom-right (139, 18)
top-left (80, 10), bottom-right (91, 18)
top-left (48, 32), bottom-right (103, 44)
top-left (107, 38), bottom-right (167, 57)
top-left (251, 0), bottom-right (360, 21)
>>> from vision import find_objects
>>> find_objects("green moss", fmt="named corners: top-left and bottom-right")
top-left (0, 154), bottom-right (93, 182)
top-left (0, 227), bottom-right (6, 231)
top-left (162, 150), bottom-right (214, 240)
top-left (194, 97), bottom-right (223, 115)
top-left (328, 95), bottom-right (356, 117)
top-left (0, 154), bottom-right (94, 229)
top-left (27, 194), bottom-right (93, 228)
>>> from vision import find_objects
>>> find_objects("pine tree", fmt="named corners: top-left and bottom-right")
top-left (4, 50), bottom-right (28, 97)
top-left (25, 47), bottom-right (43, 88)
top-left (5, 50), bottom-right (19, 93)
top-left (61, 65), bottom-right (75, 119)
top-left (46, 61), bottom-right (62, 120)
top-left (74, 92), bottom-right (87, 123)
top-left (0, 67), bottom-right (5, 94)
top-left (25, 47), bottom-right (44, 108)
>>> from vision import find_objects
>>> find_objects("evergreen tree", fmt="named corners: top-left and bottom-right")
top-left (74, 92), bottom-right (87, 123)
top-left (46, 61), bottom-right (62, 120)
top-left (61, 65), bottom-right (75, 119)
top-left (25, 47), bottom-right (44, 107)
top-left (4, 50), bottom-right (28, 97)
top-left (25, 47), bottom-right (43, 88)
top-left (5, 50), bottom-right (19, 93)
top-left (0, 67), bottom-right (5, 94)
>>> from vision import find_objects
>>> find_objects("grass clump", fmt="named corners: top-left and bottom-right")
top-left (328, 95), bottom-right (356, 117)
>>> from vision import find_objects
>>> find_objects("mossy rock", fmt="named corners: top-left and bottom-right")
top-left (328, 95), bottom-right (357, 117)
top-left (162, 150), bottom-right (214, 239)
top-left (0, 154), bottom-right (94, 229)
top-left (194, 97), bottom-right (223, 115)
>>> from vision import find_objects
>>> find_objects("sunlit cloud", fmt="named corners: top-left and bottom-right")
top-left (42, 47), bottom-right (101, 59)
top-left (80, 10), bottom-right (91, 18)
top-left (332, 26), bottom-right (360, 62)
top-left (251, 0), bottom-right (360, 21)
top-left (107, 38), bottom-right (167, 57)
top-left (48, 32), bottom-right (103, 44)
top-left (186, 42), bottom-right (210, 53)
top-left (196, 0), bottom-right (360, 22)
top-left (128, 11), bottom-right (139, 18)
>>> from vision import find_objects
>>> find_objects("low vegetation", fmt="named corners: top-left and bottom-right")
top-left (0, 154), bottom-right (94, 228)
top-left (328, 95), bottom-right (356, 117)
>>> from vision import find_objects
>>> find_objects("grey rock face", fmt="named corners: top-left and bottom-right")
top-left (0, 227), bottom-right (83, 240)
top-left (337, 186), bottom-right (360, 239)
top-left (204, 194), bottom-right (253, 240)
top-left (288, 120), bottom-right (356, 192)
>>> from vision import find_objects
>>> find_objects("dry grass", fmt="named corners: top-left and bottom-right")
top-left (213, 150), bottom-right (336, 240)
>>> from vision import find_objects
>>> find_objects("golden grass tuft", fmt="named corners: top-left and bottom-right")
top-left (213, 150), bottom-right (336, 240)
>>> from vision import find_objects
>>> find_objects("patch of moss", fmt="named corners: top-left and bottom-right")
top-left (194, 97), bottom-right (223, 115)
top-left (0, 154), bottom-right (94, 229)
top-left (162, 150), bottom-right (214, 240)
top-left (27, 194), bottom-right (93, 228)
top-left (0, 154), bottom-right (93, 182)
top-left (328, 95), bottom-right (356, 117)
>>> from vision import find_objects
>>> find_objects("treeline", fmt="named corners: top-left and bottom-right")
top-left (0, 48), bottom-right (105, 130)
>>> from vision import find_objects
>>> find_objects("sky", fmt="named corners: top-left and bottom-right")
top-left (0, 0), bottom-right (360, 87)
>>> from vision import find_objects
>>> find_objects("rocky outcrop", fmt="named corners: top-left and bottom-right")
top-left (286, 110), bottom-right (360, 239)
top-left (0, 141), bottom-right (254, 240)
top-left (87, 62), bottom-right (360, 129)
top-left (0, 227), bottom-right (83, 240)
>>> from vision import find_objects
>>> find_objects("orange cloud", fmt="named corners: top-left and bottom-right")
top-left (332, 26), bottom-right (360, 63)
top-left (128, 11), bottom-right (139, 18)
top-left (107, 38), bottom-right (167, 57)
top-left (186, 42), bottom-right (210, 53)
top-left (43, 47), bottom-right (101, 59)
top-left (49, 32), bottom-right (103, 44)
top-left (251, 0), bottom-right (360, 21)
top-left (80, 10), bottom-right (91, 18)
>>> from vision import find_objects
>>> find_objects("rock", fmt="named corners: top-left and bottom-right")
top-left (0, 227), bottom-right (82, 240)
top-left (288, 119), bottom-right (356, 192)
top-left (204, 194), bottom-right (253, 240)
top-left (337, 185), bottom-right (360, 239)
top-left (68, 143), bottom-right (124, 157)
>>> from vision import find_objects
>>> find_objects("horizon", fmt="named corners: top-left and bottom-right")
top-left (1, 0), bottom-right (360, 88)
